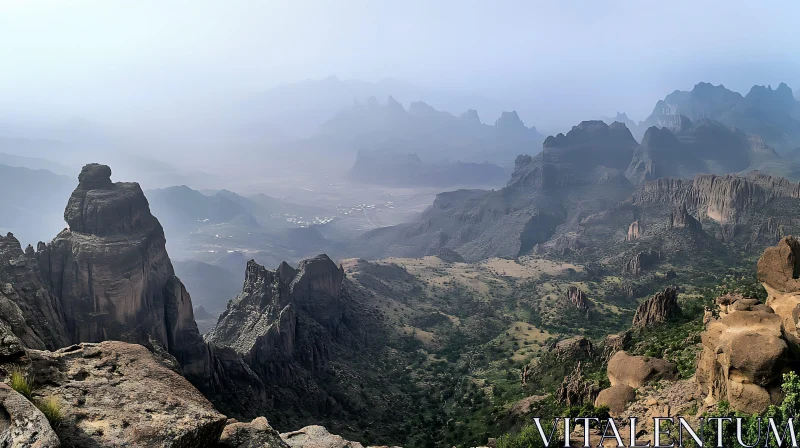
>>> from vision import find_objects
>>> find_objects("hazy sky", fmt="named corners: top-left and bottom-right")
top-left (1, 0), bottom-right (798, 130)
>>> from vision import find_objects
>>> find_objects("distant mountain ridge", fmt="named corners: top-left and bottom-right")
top-left (640, 82), bottom-right (800, 151)
top-left (294, 96), bottom-right (544, 170)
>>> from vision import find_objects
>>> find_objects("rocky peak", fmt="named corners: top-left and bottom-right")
top-left (495, 111), bottom-right (524, 130)
top-left (386, 95), bottom-right (405, 112)
top-left (631, 286), bottom-right (679, 328)
top-left (64, 163), bottom-right (158, 237)
top-left (460, 109), bottom-right (480, 123)
top-left (669, 203), bottom-right (702, 231)
top-left (408, 100), bottom-right (437, 117)
top-left (565, 285), bottom-right (590, 314)
top-left (640, 126), bottom-right (680, 148)
top-left (36, 163), bottom-right (209, 386)
top-left (746, 82), bottom-right (798, 112)
top-left (289, 254), bottom-right (344, 301)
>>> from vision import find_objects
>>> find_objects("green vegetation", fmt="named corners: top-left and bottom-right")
top-left (9, 368), bottom-right (34, 400)
top-left (696, 372), bottom-right (800, 448)
top-left (497, 423), bottom-right (551, 448)
top-left (8, 368), bottom-right (65, 429)
top-left (36, 396), bottom-right (64, 428)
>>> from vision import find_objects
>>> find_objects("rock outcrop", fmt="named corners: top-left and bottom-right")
top-left (696, 298), bottom-right (787, 413)
top-left (552, 336), bottom-right (593, 360)
top-left (219, 417), bottom-right (289, 448)
top-left (0, 233), bottom-right (69, 351)
top-left (556, 363), bottom-right (600, 407)
top-left (34, 164), bottom-right (209, 385)
top-left (601, 332), bottom-right (630, 362)
top-left (281, 426), bottom-right (373, 448)
top-left (0, 382), bottom-right (61, 447)
top-left (565, 286), bottom-right (590, 315)
top-left (692, 237), bottom-right (800, 414)
top-left (607, 351), bottom-right (678, 388)
top-left (621, 250), bottom-right (661, 276)
top-left (626, 221), bottom-right (640, 241)
top-left (205, 255), bottom-right (374, 427)
top-left (669, 203), bottom-right (702, 232)
top-left (2, 341), bottom-right (227, 447)
top-left (631, 286), bottom-right (679, 328)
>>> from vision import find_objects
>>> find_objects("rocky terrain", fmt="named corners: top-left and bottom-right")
top-left (0, 164), bottom-right (392, 447)
top-left (4, 104), bottom-right (800, 447)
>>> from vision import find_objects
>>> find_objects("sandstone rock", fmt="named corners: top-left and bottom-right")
top-left (9, 341), bottom-right (227, 447)
top-left (756, 236), bottom-right (800, 348)
top-left (0, 382), bottom-right (60, 447)
top-left (553, 336), bottom-right (593, 360)
top-left (626, 221), bottom-right (641, 241)
top-left (757, 236), bottom-right (800, 294)
top-left (36, 164), bottom-right (209, 386)
top-left (595, 385), bottom-right (636, 416)
top-left (607, 351), bottom-right (677, 388)
top-left (696, 307), bottom-right (787, 413)
top-left (631, 286), bottom-right (679, 328)
top-left (219, 417), bottom-right (289, 448)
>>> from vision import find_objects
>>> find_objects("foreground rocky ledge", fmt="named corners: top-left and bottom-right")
top-left (0, 341), bottom-right (378, 447)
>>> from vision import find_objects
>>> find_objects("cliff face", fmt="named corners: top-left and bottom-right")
top-left (631, 287), bottom-right (679, 328)
top-left (205, 255), bottom-right (374, 428)
top-left (632, 171), bottom-right (800, 225)
top-left (34, 164), bottom-right (209, 382)
top-left (0, 233), bottom-right (69, 351)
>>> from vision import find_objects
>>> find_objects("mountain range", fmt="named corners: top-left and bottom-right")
top-left (639, 82), bottom-right (800, 152)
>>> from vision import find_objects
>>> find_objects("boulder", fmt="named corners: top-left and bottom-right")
top-left (0, 382), bottom-right (60, 447)
top-left (696, 306), bottom-right (787, 413)
top-left (595, 385), bottom-right (636, 416)
top-left (631, 286), bottom-right (679, 328)
top-left (757, 236), bottom-right (800, 294)
top-left (10, 341), bottom-right (227, 447)
top-left (218, 417), bottom-right (289, 448)
top-left (607, 351), bottom-right (678, 388)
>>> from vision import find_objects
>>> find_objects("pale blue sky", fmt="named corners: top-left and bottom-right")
top-left (1, 0), bottom-right (798, 129)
